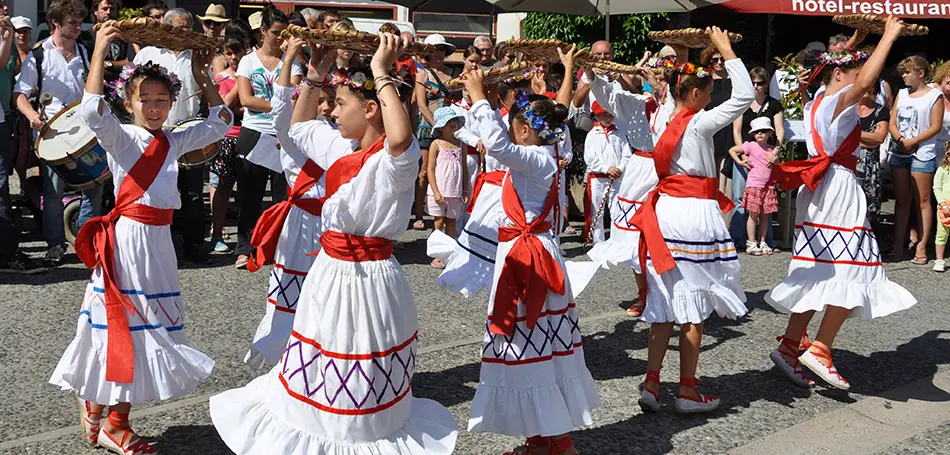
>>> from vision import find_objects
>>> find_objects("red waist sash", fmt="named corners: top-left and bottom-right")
top-left (583, 171), bottom-right (613, 239)
top-left (630, 174), bottom-right (734, 276)
top-left (633, 150), bottom-right (652, 159)
top-left (466, 170), bottom-right (505, 213)
top-left (319, 230), bottom-right (394, 262)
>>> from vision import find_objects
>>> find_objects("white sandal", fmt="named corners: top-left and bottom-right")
top-left (746, 240), bottom-right (761, 256)
top-left (799, 345), bottom-right (850, 390)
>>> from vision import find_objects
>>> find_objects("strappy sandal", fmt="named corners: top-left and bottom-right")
top-left (626, 289), bottom-right (647, 318)
top-left (759, 241), bottom-right (774, 255)
top-left (910, 256), bottom-right (929, 265)
top-left (746, 240), bottom-right (762, 256)
top-left (799, 344), bottom-right (850, 390)
top-left (504, 436), bottom-right (550, 455)
top-left (770, 336), bottom-right (814, 388)
top-left (638, 369), bottom-right (661, 412)
top-left (550, 435), bottom-right (578, 455)
top-left (76, 393), bottom-right (104, 447)
top-left (98, 411), bottom-right (157, 455)
top-left (673, 377), bottom-right (720, 414)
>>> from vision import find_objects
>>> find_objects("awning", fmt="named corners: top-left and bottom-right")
top-left (718, 0), bottom-right (950, 19)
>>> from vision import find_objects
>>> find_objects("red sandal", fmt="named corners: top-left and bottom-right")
top-left (770, 336), bottom-right (814, 387)
top-left (673, 378), bottom-right (720, 414)
top-left (76, 394), bottom-right (104, 447)
top-left (504, 436), bottom-right (550, 455)
top-left (799, 344), bottom-right (850, 390)
top-left (626, 289), bottom-right (647, 318)
top-left (97, 411), bottom-right (157, 455)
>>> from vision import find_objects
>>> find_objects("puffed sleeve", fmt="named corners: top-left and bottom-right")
top-left (695, 59), bottom-right (754, 135)
top-left (80, 91), bottom-right (134, 156)
top-left (471, 99), bottom-right (556, 177)
top-left (288, 120), bottom-right (356, 170)
top-left (378, 137), bottom-right (422, 196)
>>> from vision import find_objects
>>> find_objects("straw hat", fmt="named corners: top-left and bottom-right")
top-left (248, 11), bottom-right (263, 30)
top-left (198, 4), bottom-right (229, 23)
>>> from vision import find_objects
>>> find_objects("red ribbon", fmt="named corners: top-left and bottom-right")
top-left (771, 93), bottom-right (862, 192)
top-left (74, 133), bottom-right (174, 383)
top-left (629, 108), bottom-right (735, 277)
top-left (583, 172), bottom-right (612, 240)
top-left (247, 159), bottom-right (326, 272)
top-left (489, 172), bottom-right (565, 337)
top-left (465, 170), bottom-right (505, 214)
top-left (633, 150), bottom-right (653, 159)
top-left (319, 230), bottom-right (393, 262)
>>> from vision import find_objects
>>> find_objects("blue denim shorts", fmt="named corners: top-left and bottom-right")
top-left (887, 153), bottom-right (938, 174)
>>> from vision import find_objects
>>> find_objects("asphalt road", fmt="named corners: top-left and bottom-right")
top-left (2, 220), bottom-right (950, 455)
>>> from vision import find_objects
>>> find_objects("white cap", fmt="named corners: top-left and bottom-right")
top-left (11, 16), bottom-right (32, 30)
top-left (749, 116), bottom-right (774, 134)
top-left (423, 34), bottom-right (456, 53)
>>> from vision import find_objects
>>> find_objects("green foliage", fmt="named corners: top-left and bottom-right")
top-left (118, 7), bottom-right (142, 20)
top-left (522, 12), bottom-right (667, 65)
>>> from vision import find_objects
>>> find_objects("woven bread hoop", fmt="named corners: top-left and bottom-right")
top-left (500, 38), bottom-right (642, 75)
top-left (647, 28), bottom-right (743, 49)
top-left (94, 18), bottom-right (221, 52)
top-left (832, 14), bottom-right (929, 36)
top-left (447, 61), bottom-right (533, 90)
top-left (281, 25), bottom-right (437, 56)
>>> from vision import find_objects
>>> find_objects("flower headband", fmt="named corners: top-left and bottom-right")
top-left (514, 90), bottom-right (564, 143)
top-left (505, 69), bottom-right (536, 84)
top-left (326, 68), bottom-right (411, 95)
top-left (671, 62), bottom-right (709, 78)
top-left (819, 50), bottom-right (869, 66)
top-left (109, 61), bottom-right (182, 100)
top-left (645, 56), bottom-right (677, 69)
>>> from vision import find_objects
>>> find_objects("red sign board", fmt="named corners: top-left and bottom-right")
top-left (720, 0), bottom-right (950, 18)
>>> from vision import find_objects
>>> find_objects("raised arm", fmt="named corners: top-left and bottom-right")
top-left (838, 17), bottom-right (903, 117)
top-left (583, 67), bottom-right (649, 131)
top-left (292, 43), bottom-right (334, 125)
top-left (372, 33), bottom-right (413, 157)
top-left (555, 45), bottom-right (582, 109)
top-left (695, 28), bottom-right (754, 135)
top-left (0, 17), bottom-right (13, 78)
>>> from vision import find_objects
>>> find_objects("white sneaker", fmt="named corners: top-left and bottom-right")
top-left (799, 348), bottom-right (850, 391)
top-left (770, 349), bottom-right (814, 388)
top-left (934, 259), bottom-right (946, 272)
top-left (673, 393), bottom-right (720, 414)
top-left (97, 428), bottom-right (157, 454)
top-left (637, 387), bottom-right (660, 412)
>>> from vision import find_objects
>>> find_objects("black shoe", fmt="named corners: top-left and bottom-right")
top-left (0, 253), bottom-right (48, 275)
top-left (44, 244), bottom-right (66, 266)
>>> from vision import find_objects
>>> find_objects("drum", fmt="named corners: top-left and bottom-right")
top-left (173, 117), bottom-right (219, 170)
top-left (34, 101), bottom-right (111, 191)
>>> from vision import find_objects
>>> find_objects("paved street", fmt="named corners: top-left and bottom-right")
top-left (2, 220), bottom-right (950, 455)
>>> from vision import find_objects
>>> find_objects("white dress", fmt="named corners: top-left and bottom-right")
top-left (766, 85), bottom-right (917, 318)
top-left (641, 59), bottom-right (753, 325)
top-left (50, 92), bottom-right (231, 405)
top-left (583, 124), bottom-right (631, 244)
top-left (244, 84), bottom-right (339, 369)
top-left (210, 132), bottom-right (457, 454)
top-left (585, 78), bottom-right (658, 272)
top-left (466, 99), bottom-right (600, 437)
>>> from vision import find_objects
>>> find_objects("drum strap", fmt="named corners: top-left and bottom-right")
top-left (30, 44), bottom-right (89, 110)
top-left (74, 133), bottom-right (172, 384)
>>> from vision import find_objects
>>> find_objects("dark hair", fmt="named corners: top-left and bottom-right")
top-left (225, 19), bottom-right (252, 44)
top-left (224, 37), bottom-right (246, 55)
top-left (261, 5), bottom-right (289, 31)
top-left (317, 9), bottom-right (342, 24)
top-left (337, 66), bottom-right (414, 104)
top-left (48, 0), bottom-right (88, 28)
top-left (463, 45), bottom-right (480, 60)
top-left (94, 0), bottom-right (122, 12)
top-left (378, 22), bottom-right (400, 35)
top-left (509, 93), bottom-right (569, 146)
top-left (749, 67), bottom-right (769, 84)
top-left (288, 11), bottom-right (307, 28)
top-left (819, 56), bottom-right (866, 85)
top-left (664, 67), bottom-right (714, 101)
top-left (142, 1), bottom-right (168, 17)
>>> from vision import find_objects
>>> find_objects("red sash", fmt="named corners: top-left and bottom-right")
top-left (583, 172), bottom-right (612, 239)
top-left (772, 93), bottom-right (862, 191)
top-left (313, 135), bottom-right (392, 259)
top-left (629, 108), bottom-right (735, 276)
top-left (74, 133), bottom-right (174, 383)
top-left (246, 159), bottom-right (326, 272)
top-left (489, 172), bottom-right (565, 337)
top-left (633, 150), bottom-right (653, 159)
top-left (466, 170), bottom-right (505, 213)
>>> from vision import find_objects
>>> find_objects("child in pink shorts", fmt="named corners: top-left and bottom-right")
top-left (428, 107), bottom-right (469, 268)
top-left (729, 116), bottom-right (779, 256)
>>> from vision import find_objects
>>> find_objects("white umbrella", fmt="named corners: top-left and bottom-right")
top-left (487, 0), bottom-right (728, 38)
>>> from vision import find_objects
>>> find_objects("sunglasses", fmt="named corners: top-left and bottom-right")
top-left (710, 57), bottom-right (724, 63)
top-left (753, 130), bottom-right (771, 134)
top-left (753, 80), bottom-right (768, 87)
top-left (203, 20), bottom-right (223, 27)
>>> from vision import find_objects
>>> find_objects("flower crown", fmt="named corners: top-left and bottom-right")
top-left (327, 67), bottom-right (411, 96)
top-left (514, 90), bottom-right (564, 143)
top-left (645, 55), bottom-right (677, 69)
top-left (505, 69), bottom-right (536, 84)
top-left (819, 50), bottom-right (869, 66)
top-left (671, 62), bottom-right (709, 78)
top-left (109, 61), bottom-right (182, 100)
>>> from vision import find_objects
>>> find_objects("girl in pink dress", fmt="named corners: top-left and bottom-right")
top-left (728, 116), bottom-right (779, 256)
top-left (427, 106), bottom-right (469, 266)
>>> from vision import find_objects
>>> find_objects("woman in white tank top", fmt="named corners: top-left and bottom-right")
top-left (887, 56), bottom-right (945, 264)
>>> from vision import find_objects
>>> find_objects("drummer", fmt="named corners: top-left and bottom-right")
top-left (13, 0), bottom-right (103, 266)
top-left (133, 8), bottom-right (209, 264)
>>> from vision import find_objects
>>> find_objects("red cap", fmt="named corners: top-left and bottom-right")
top-left (591, 101), bottom-right (608, 117)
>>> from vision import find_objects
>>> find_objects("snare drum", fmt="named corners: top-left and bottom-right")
top-left (34, 101), bottom-right (111, 191)
top-left (172, 117), bottom-right (219, 170)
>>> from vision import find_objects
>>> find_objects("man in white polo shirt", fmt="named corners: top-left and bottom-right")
top-left (134, 8), bottom-right (209, 264)
top-left (13, 0), bottom-right (102, 266)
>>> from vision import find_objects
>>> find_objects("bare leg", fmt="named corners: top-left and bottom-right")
top-left (746, 210), bottom-right (758, 244)
top-left (757, 213), bottom-right (769, 243)
top-left (891, 168), bottom-right (912, 254)
top-left (445, 218), bottom-right (457, 238)
top-left (937, 241), bottom-right (946, 261)
top-left (808, 306), bottom-right (850, 365)
top-left (678, 323), bottom-right (703, 399)
top-left (434, 216), bottom-right (446, 233)
top-left (644, 322), bottom-right (674, 396)
top-left (780, 311), bottom-right (815, 366)
top-left (912, 171), bottom-right (934, 260)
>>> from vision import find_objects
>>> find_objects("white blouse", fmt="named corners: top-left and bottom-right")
top-left (584, 125), bottom-right (632, 174)
top-left (80, 92), bottom-right (232, 210)
top-left (584, 72), bottom-right (654, 152)
top-left (289, 119), bottom-right (421, 240)
top-left (804, 84), bottom-right (861, 160)
top-left (271, 84), bottom-right (329, 199)
top-left (470, 99), bottom-right (558, 223)
top-left (653, 59), bottom-right (754, 178)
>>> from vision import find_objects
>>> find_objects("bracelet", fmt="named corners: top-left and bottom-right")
top-left (375, 80), bottom-right (396, 95)
top-left (374, 75), bottom-right (394, 84)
